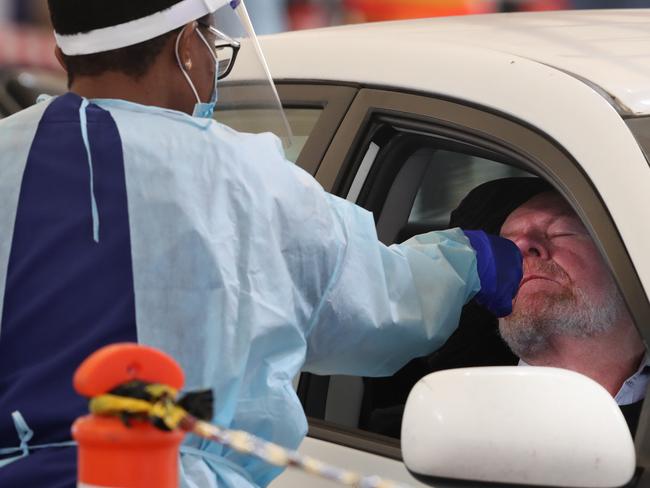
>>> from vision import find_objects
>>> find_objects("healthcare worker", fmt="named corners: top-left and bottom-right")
top-left (0, 0), bottom-right (522, 486)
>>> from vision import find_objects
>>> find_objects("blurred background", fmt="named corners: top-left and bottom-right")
top-left (4, 0), bottom-right (650, 35)
top-left (3, 0), bottom-right (650, 66)
top-left (1, 0), bottom-right (650, 116)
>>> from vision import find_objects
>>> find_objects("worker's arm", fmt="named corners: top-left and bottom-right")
top-left (302, 191), bottom-right (521, 377)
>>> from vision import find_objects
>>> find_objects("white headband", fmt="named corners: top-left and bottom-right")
top-left (55, 0), bottom-right (233, 56)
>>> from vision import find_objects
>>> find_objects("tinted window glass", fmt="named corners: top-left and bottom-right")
top-left (216, 108), bottom-right (323, 163)
top-left (319, 141), bottom-right (533, 439)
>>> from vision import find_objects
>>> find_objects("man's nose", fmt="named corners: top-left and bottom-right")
top-left (513, 234), bottom-right (549, 259)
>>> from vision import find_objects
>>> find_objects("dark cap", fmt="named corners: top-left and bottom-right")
top-left (449, 177), bottom-right (553, 234)
top-left (48, 0), bottom-right (183, 36)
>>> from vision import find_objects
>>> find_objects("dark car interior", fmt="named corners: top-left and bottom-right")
top-left (299, 122), bottom-right (537, 438)
top-left (350, 128), bottom-right (645, 438)
top-left (360, 164), bottom-right (553, 437)
top-left (356, 138), bottom-right (535, 437)
top-left (0, 67), bottom-right (65, 118)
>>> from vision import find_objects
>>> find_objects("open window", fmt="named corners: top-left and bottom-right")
top-left (299, 89), bottom-right (650, 467)
top-left (302, 113), bottom-right (534, 440)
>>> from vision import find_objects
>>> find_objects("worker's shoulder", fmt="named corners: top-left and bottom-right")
top-left (104, 101), bottom-right (278, 149)
top-left (108, 105), bottom-right (288, 170)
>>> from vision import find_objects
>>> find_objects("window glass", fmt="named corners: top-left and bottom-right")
top-left (316, 138), bottom-right (536, 440)
top-left (317, 130), bottom-right (643, 448)
top-left (215, 108), bottom-right (323, 163)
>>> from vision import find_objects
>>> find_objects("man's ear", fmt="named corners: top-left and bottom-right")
top-left (177, 21), bottom-right (198, 71)
top-left (54, 46), bottom-right (67, 71)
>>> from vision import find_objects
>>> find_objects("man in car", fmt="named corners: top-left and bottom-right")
top-left (367, 177), bottom-right (646, 438)
top-left (451, 177), bottom-right (647, 431)
top-left (498, 182), bottom-right (647, 425)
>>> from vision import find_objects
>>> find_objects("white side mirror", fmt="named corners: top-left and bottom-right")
top-left (401, 367), bottom-right (636, 487)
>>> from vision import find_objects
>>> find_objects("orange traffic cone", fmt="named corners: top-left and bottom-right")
top-left (72, 343), bottom-right (185, 488)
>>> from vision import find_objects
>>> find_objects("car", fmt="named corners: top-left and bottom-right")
top-left (213, 8), bottom-right (650, 488)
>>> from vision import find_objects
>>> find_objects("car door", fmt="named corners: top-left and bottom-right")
top-left (268, 87), bottom-right (650, 488)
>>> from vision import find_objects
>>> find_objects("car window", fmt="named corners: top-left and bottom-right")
top-left (340, 125), bottom-right (531, 245)
top-left (310, 133), bottom-right (532, 439)
top-left (214, 84), bottom-right (357, 173)
top-left (216, 107), bottom-right (323, 163)
top-left (301, 90), bottom-right (649, 468)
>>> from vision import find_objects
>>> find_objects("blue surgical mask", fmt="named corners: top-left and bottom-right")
top-left (176, 26), bottom-right (219, 119)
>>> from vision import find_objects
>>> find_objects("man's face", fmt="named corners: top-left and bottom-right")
top-left (499, 191), bottom-right (624, 359)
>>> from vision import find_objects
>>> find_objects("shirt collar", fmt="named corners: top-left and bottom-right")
top-left (518, 355), bottom-right (650, 406)
top-left (615, 354), bottom-right (650, 406)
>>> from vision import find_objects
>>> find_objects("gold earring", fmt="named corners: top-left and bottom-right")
top-left (184, 59), bottom-right (193, 70)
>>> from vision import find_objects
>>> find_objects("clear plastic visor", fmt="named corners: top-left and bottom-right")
top-left (208, 1), bottom-right (293, 147)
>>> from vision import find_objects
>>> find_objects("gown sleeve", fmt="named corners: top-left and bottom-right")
top-left (231, 131), bottom-right (482, 378)
top-left (302, 191), bottom-right (481, 377)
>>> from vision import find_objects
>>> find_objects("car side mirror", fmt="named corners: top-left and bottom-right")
top-left (401, 367), bottom-right (635, 488)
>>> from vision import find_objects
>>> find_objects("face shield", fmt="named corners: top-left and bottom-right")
top-left (208, 1), bottom-right (294, 147)
top-left (53, 0), bottom-right (292, 147)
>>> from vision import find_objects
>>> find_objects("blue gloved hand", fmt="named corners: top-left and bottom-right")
top-left (463, 230), bottom-right (523, 318)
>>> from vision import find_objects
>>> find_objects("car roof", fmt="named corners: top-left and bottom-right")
top-left (248, 9), bottom-right (650, 116)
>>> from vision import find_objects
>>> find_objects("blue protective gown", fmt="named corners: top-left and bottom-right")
top-left (0, 93), bottom-right (480, 487)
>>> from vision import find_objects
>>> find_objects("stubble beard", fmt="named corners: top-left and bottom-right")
top-left (498, 276), bottom-right (624, 361)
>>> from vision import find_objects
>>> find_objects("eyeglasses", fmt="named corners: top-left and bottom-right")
top-left (198, 22), bottom-right (241, 80)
